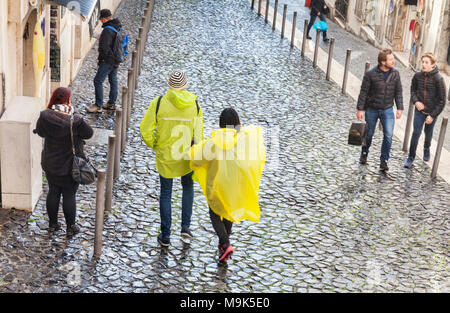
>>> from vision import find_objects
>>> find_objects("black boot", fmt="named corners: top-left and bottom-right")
top-left (66, 224), bottom-right (80, 236)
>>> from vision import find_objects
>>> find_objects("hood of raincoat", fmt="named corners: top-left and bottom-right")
top-left (211, 128), bottom-right (237, 151)
top-left (165, 89), bottom-right (197, 110)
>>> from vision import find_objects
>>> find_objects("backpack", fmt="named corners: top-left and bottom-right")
top-left (104, 26), bottom-right (129, 63)
top-left (155, 96), bottom-right (200, 122)
top-left (155, 96), bottom-right (200, 145)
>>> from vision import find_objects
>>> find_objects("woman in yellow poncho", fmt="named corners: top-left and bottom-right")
top-left (190, 108), bottom-right (265, 263)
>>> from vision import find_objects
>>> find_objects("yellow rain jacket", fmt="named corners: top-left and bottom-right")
top-left (190, 126), bottom-right (265, 223)
top-left (140, 89), bottom-right (204, 178)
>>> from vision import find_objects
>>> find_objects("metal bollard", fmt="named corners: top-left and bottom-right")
top-left (121, 86), bottom-right (128, 152)
top-left (251, 0), bottom-right (255, 10)
top-left (402, 100), bottom-right (415, 152)
top-left (141, 16), bottom-right (146, 35)
top-left (342, 49), bottom-right (351, 95)
top-left (326, 37), bottom-right (335, 81)
top-left (272, 0), bottom-right (278, 31)
top-left (114, 109), bottom-right (122, 179)
top-left (132, 50), bottom-right (138, 90)
top-left (281, 4), bottom-right (287, 39)
top-left (127, 68), bottom-right (135, 118)
top-left (94, 169), bottom-right (106, 259)
top-left (105, 135), bottom-right (115, 214)
top-left (431, 117), bottom-right (448, 179)
top-left (313, 28), bottom-right (320, 68)
top-left (138, 28), bottom-right (144, 75)
top-left (265, 0), bottom-right (270, 23)
top-left (291, 12), bottom-right (297, 48)
top-left (258, 0), bottom-right (262, 16)
top-left (134, 44), bottom-right (140, 88)
top-left (365, 61), bottom-right (371, 73)
top-left (301, 19), bottom-right (308, 58)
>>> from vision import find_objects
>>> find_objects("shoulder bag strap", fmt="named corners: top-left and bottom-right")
top-left (70, 115), bottom-right (76, 155)
top-left (155, 96), bottom-right (163, 122)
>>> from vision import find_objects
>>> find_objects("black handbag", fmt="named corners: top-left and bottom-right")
top-left (348, 122), bottom-right (368, 146)
top-left (70, 115), bottom-right (97, 184)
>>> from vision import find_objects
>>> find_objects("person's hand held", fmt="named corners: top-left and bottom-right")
top-left (357, 110), bottom-right (365, 121)
top-left (396, 110), bottom-right (403, 119)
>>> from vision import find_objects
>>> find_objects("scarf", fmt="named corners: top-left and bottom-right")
top-left (51, 104), bottom-right (74, 115)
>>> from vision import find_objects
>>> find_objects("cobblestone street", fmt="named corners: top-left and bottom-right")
top-left (0, 0), bottom-right (449, 293)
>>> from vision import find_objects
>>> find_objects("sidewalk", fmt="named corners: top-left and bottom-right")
top-left (257, 0), bottom-right (450, 184)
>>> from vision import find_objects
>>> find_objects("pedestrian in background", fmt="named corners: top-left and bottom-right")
top-left (404, 53), bottom-right (447, 168)
top-left (35, 87), bottom-right (93, 236)
top-left (306, 0), bottom-right (330, 42)
top-left (87, 9), bottom-right (123, 113)
top-left (140, 70), bottom-right (204, 247)
top-left (189, 108), bottom-right (265, 264)
top-left (357, 49), bottom-right (403, 171)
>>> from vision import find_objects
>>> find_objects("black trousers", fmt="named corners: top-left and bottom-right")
top-left (209, 207), bottom-right (233, 246)
top-left (307, 13), bottom-right (328, 38)
top-left (45, 173), bottom-right (79, 226)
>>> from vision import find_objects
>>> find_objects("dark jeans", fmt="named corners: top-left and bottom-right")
top-left (94, 62), bottom-right (118, 107)
top-left (159, 172), bottom-right (194, 237)
top-left (45, 174), bottom-right (79, 226)
top-left (209, 207), bottom-right (233, 246)
top-left (362, 107), bottom-right (395, 162)
top-left (408, 109), bottom-right (437, 159)
top-left (307, 13), bottom-right (327, 38)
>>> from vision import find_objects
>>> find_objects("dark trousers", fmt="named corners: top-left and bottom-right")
top-left (45, 174), bottom-right (79, 226)
top-left (159, 172), bottom-right (194, 237)
top-left (209, 207), bottom-right (233, 246)
top-left (307, 13), bottom-right (327, 38)
top-left (94, 61), bottom-right (118, 107)
top-left (408, 108), bottom-right (437, 159)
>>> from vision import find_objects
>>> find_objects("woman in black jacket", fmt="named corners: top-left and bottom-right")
top-left (404, 53), bottom-right (447, 168)
top-left (35, 87), bottom-right (93, 235)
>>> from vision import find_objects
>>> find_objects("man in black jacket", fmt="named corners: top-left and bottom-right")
top-left (404, 53), bottom-right (447, 168)
top-left (88, 9), bottom-right (122, 113)
top-left (306, 0), bottom-right (329, 42)
top-left (357, 49), bottom-right (403, 171)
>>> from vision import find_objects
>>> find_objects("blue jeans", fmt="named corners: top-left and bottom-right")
top-left (159, 172), bottom-right (194, 237)
top-left (94, 62), bottom-right (118, 107)
top-left (408, 109), bottom-right (437, 159)
top-left (362, 107), bottom-right (395, 162)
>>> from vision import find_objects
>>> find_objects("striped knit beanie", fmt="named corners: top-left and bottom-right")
top-left (168, 70), bottom-right (187, 90)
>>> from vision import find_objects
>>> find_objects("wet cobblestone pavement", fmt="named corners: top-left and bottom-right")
top-left (270, 0), bottom-right (450, 151)
top-left (0, 0), bottom-right (449, 293)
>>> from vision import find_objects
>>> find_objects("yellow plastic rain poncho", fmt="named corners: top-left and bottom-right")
top-left (140, 89), bottom-right (204, 178)
top-left (190, 126), bottom-right (266, 223)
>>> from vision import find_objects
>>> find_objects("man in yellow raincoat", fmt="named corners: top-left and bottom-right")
top-left (190, 108), bottom-right (265, 263)
top-left (140, 70), bottom-right (203, 247)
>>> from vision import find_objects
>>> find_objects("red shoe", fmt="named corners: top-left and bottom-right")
top-left (219, 245), bottom-right (234, 263)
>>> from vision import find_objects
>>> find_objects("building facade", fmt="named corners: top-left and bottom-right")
top-left (0, 0), bottom-right (122, 211)
top-left (327, 0), bottom-right (450, 73)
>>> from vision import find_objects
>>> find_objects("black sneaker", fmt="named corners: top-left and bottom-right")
top-left (323, 37), bottom-right (330, 43)
top-left (181, 227), bottom-right (193, 238)
top-left (359, 151), bottom-right (368, 164)
top-left (306, 35), bottom-right (312, 40)
top-left (218, 244), bottom-right (234, 264)
top-left (66, 224), bottom-right (80, 236)
top-left (380, 160), bottom-right (389, 171)
top-left (157, 233), bottom-right (170, 247)
top-left (48, 222), bottom-right (61, 232)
